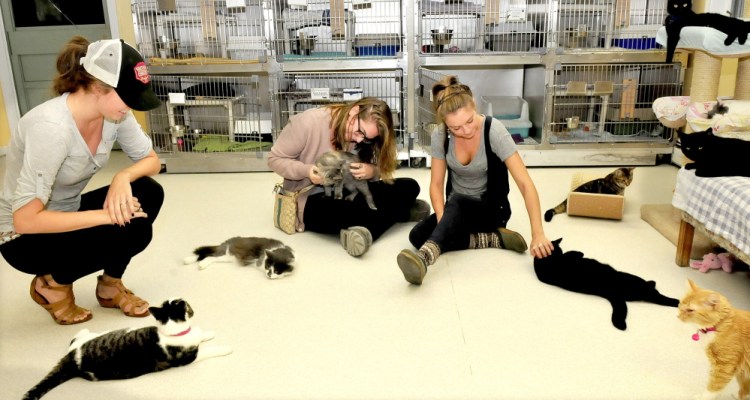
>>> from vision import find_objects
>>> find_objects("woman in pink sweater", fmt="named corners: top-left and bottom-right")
top-left (268, 97), bottom-right (429, 257)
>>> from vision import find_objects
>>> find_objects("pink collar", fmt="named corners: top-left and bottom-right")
top-left (692, 327), bottom-right (716, 341)
top-left (170, 327), bottom-right (192, 337)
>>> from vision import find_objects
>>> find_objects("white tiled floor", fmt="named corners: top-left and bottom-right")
top-left (2, 152), bottom-right (749, 400)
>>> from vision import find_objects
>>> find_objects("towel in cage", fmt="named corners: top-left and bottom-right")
top-left (192, 136), bottom-right (272, 152)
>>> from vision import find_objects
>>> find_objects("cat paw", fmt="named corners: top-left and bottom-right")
top-left (196, 345), bottom-right (233, 361)
top-left (214, 345), bottom-right (233, 357)
top-left (694, 390), bottom-right (719, 400)
top-left (201, 330), bottom-right (217, 342)
top-left (183, 255), bottom-right (198, 265)
top-left (197, 260), bottom-right (211, 270)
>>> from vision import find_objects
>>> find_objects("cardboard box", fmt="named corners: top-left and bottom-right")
top-left (566, 173), bottom-right (625, 220)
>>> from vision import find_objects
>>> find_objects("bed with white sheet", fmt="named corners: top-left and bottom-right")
top-left (656, 26), bottom-right (750, 57)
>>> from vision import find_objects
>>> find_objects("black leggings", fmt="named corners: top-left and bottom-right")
top-left (303, 177), bottom-right (420, 241)
top-left (408, 193), bottom-right (509, 253)
top-left (0, 177), bottom-right (164, 285)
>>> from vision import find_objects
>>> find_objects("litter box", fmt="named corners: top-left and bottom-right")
top-left (480, 95), bottom-right (532, 138)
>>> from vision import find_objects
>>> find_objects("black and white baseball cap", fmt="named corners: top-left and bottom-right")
top-left (80, 39), bottom-right (161, 111)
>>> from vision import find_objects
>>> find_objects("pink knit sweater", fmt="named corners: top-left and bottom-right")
top-left (268, 107), bottom-right (350, 231)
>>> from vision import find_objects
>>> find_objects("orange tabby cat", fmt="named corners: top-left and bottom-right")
top-left (678, 279), bottom-right (750, 400)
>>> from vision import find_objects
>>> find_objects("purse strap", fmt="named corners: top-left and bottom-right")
top-left (274, 183), bottom-right (315, 196)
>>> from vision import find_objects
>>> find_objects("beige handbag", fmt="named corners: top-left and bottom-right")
top-left (273, 183), bottom-right (313, 234)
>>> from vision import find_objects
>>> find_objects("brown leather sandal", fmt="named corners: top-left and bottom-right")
top-left (29, 275), bottom-right (92, 325)
top-left (95, 275), bottom-right (150, 317)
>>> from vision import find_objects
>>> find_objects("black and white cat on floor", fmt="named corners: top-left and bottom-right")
top-left (184, 236), bottom-right (295, 279)
top-left (533, 239), bottom-right (679, 331)
top-left (679, 128), bottom-right (750, 177)
top-left (664, 0), bottom-right (750, 63)
top-left (23, 299), bottom-right (231, 400)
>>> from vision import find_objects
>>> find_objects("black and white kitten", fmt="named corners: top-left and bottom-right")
top-left (664, 0), bottom-right (750, 62)
top-left (679, 128), bottom-right (750, 177)
top-left (533, 238), bottom-right (679, 330)
top-left (314, 150), bottom-right (378, 210)
top-left (184, 236), bottom-right (295, 279)
top-left (23, 299), bottom-right (231, 400)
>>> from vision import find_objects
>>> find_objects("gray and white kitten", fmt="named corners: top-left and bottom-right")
top-left (23, 299), bottom-right (231, 400)
top-left (315, 150), bottom-right (377, 210)
top-left (184, 236), bottom-right (295, 279)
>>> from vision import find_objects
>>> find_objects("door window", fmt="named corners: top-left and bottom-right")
top-left (11, 0), bottom-right (104, 28)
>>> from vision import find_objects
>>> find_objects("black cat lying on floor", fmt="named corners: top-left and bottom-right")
top-left (679, 128), bottom-right (750, 177)
top-left (664, 0), bottom-right (750, 62)
top-left (533, 238), bottom-right (679, 331)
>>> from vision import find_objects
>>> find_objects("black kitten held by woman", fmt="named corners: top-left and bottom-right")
top-left (544, 167), bottom-right (634, 222)
top-left (664, 0), bottom-right (750, 62)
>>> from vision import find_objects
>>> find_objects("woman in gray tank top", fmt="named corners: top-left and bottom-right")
top-left (397, 76), bottom-right (553, 285)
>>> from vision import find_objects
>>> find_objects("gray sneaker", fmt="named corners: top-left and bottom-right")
top-left (397, 249), bottom-right (427, 285)
top-left (340, 226), bottom-right (373, 257)
top-left (498, 227), bottom-right (528, 253)
top-left (408, 199), bottom-right (431, 222)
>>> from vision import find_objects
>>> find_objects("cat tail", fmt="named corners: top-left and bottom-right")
top-left (644, 282), bottom-right (680, 307)
top-left (607, 298), bottom-right (628, 331)
top-left (23, 353), bottom-right (79, 400)
top-left (193, 245), bottom-right (220, 261)
top-left (544, 199), bottom-right (567, 222)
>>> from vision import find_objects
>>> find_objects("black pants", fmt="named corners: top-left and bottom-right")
top-left (408, 193), bottom-right (509, 253)
top-left (0, 177), bottom-right (164, 285)
top-left (303, 177), bottom-right (420, 241)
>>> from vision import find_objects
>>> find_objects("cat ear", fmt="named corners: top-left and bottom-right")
top-left (705, 293), bottom-right (721, 307)
top-left (687, 279), bottom-right (699, 291)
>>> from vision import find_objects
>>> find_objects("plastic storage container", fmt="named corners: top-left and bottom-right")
top-left (480, 96), bottom-right (532, 138)
top-left (354, 34), bottom-right (402, 56)
top-left (484, 22), bottom-right (536, 52)
top-left (611, 24), bottom-right (660, 50)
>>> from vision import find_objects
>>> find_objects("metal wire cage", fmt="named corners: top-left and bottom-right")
top-left (419, 0), bottom-right (548, 55)
top-left (273, 70), bottom-right (406, 154)
top-left (269, 0), bottom-right (403, 61)
top-left (552, 0), bottom-right (667, 51)
top-left (132, 0), bottom-right (268, 65)
top-left (414, 68), bottom-right (447, 157)
top-left (548, 63), bottom-right (682, 144)
top-left (418, 0), bottom-right (668, 55)
top-left (146, 75), bottom-right (270, 155)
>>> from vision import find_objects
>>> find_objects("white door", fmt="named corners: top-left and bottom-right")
top-left (1, 0), bottom-right (111, 114)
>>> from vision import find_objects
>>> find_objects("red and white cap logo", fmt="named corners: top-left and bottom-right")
top-left (133, 61), bottom-right (150, 84)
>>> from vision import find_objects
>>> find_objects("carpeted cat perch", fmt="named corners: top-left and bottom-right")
top-left (656, 25), bottom-right (750, 103)
top-left (640, 204), bottom-right (714, 260)
top-left (738, 7), bottom-right (750, 99)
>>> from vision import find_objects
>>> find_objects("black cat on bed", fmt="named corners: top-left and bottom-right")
top-left (679, 128), bottom-right (750, 178)
top-left (664, 0), bottom-right (750, 63)
top-left (533, 238), bottom-right (679, 331)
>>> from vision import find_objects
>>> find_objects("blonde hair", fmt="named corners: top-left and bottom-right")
top-left (431, 75), bottom-right (475, 124)
top-left (327, 97), bottom-right (397, 182)
top-left (52, 35), bottom-right (110, 96)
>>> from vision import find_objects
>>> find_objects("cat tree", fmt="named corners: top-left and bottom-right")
top-left (735, 7), bottom-right (750, 99)
top-left (672, 0), bottom-right (750, 102)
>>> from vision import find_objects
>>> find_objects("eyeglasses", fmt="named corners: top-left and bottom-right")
top-left (353, 117), bottom-right (374, 145)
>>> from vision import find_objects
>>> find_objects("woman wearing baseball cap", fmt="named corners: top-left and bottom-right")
top-left (0, 36), bottom-right (163, 324)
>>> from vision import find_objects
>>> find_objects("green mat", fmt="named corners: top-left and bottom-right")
top-left (192, 136), bottom-right (272, 153)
